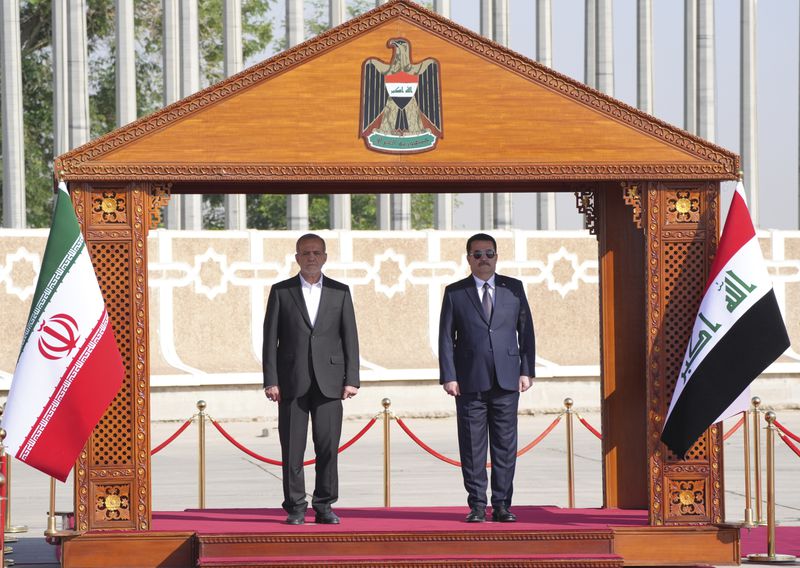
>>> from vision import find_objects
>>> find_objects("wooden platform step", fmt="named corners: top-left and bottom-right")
top-left (197, 553), bottom-right (625, 568)
top-left (196, 528), bottom-right (616, 563)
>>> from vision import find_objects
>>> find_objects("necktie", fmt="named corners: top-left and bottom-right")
top-left (482, 282), bottom-right (493, 320)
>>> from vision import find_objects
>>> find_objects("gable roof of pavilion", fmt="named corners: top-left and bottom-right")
top-left (55, 0), bottom-right (738, 183)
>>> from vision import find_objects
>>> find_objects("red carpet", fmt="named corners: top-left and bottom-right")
top-left (153, 505), bottom-right (648, 533)
top-left (152, 506), bottom-right (800, 557)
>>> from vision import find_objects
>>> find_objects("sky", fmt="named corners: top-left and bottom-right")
top-left (261, 0), bottom-right (800, 230)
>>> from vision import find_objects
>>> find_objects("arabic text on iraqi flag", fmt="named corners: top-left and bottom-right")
top-left (1, 182), bottom-right (125, 481)
top-left (661, 182), bottom-right (790, 457)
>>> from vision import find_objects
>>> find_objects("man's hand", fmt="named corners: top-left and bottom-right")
top-left (519, 375), bottom-right (531, 392)
top-left (443, 381), bottom-right (460, 396)
top-left (342, 385), bottom-right (358, 400)
top-left (265, 385), bottom-right (281, 403)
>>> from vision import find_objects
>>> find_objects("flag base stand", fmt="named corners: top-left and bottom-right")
top-left (3, 527), bottom-right (25, 534)
top-left (746, 553), bottom-right (796, 563)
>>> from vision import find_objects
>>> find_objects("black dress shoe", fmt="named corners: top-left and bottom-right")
top-left (465, 507), bottom-right (486, 523)
top-left (285, 511), bottom-right (306, 525)
top-left (314, 510), bottom-right (341, 524)
top-left (491, 506), bottom-right (516, 523)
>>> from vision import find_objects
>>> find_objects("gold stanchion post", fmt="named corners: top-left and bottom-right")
top-left (382, 398), bottom-right (391, 508)
top-left (746, 411), bottom-right (796, 563)
top-left (197, 400), bottom-right (207, 510)
top-left (0, 406), bottom-right (25, 536)
top-left (752, 396), bottom-right (765, 525)
top-left (742, 410), bottom-right (755, 526)
top-left (564, 398), bottom-right (575, 509)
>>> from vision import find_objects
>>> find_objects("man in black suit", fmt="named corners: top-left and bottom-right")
top-left (263, 234), bottom-right (360, 525)
top-left (439, 233), bottom-right (535, 523)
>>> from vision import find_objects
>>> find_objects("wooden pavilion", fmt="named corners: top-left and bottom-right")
top-left (54, 1), bottom-right (741, 565)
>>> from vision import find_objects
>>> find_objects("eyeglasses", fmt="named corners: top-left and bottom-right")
top-left (468, 249), bottom-right (496, 259)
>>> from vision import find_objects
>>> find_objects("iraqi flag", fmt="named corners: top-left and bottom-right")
top-left (661, 182), bottom-right (790, 457)
top-left (0, 182), bottom-right (124, 481)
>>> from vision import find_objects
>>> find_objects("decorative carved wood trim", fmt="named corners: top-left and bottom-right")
top-left (150, 183), bottom-right (172, 229)
top-left (55, 163), bottom-right (737, 182)
top-left (71, 183), bottom-right (151, 532)
top-left (574, 190), bottom-right (598, 236)
top-left (621, 182), bottom-right (643, 229)
top-left (54, 0), bottom-right (738, 181)
top-left (645, 181), bottom-right (723, 526)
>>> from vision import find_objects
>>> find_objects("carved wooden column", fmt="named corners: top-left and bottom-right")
top-left (71, 182), bottom-right (158, 531)
top-left (645, 181), bottom-right (723, 525)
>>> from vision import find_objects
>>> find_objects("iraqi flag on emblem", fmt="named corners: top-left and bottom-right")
top-left (661, 182), bottom-right (790, 457)
top-left (0, 182), bottom-right (124, 481)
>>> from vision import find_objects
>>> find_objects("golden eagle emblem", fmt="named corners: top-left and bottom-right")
top-left (360, 38), bottom-right (442, 153)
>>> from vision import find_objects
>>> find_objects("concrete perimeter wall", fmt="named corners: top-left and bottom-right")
top-left (2, 229), bottom-right (798, 420)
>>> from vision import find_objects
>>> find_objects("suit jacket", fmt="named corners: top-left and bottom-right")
top-left (438, 274), bottom-right (535, 393)
top-left (263, 274), bottom-right (360, 399)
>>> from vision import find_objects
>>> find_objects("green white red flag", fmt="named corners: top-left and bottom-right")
top-left (661, 182), bottom-right (790, 457)
top-left (1, 182), bottom-right (124, 481)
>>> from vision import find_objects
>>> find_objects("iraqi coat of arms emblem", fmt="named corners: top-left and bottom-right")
top-left (360, 38), bottom-right (443, 153)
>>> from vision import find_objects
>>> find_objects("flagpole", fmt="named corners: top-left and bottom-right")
top-left (741, 410), bottom-right (755, 527)
top-left (44, 478), bottom-right (74, 538)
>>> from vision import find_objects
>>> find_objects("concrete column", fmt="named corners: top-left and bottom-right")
top-left (330, 0), bottom-right (346, 25)
top-left (740, 0), bottom-right (758, 225)
top-left (491, 0), bottom-right (512, 229)
top-left (116, 0), bottom-right (136, 127)
top-left (52, 0), bottom-right (69, 158)
top-left (637, 0), bottom-right (654, 114)
top-left (288, 194), bottom-right (309, 231)
top-left (180, 0), bottom-right (202, 229)
top-left (585, 0), bottom-right (596, 89)
top-left (68, 0), bottom-right (90, 149)
top-left (684, 0), bottom-right (697, 133)
top-left (434, 194), bottom-right (453, 230)
top-left (328, 1), bottom-right (349, 228)
top-left (163, 0), bottom-right (181, 229)
top-left (479, 0), bottom-right (494, 229)
top-left (224, 0), bottom-right (246, 230)
top-left (493, 0), bottom-right (509, 47)
top-left (330, 195), bottom-right (352, 230)
top-left (377, 195), bottom-right (391, 230)
top-left (391, 194), bottom-right (411, 230)
top-left (696, 0), bottom-right (715, 142)
top-left (1, 0), bottom-right (26, 228)
top-left (434, 0), bottom-right (452, 227)
top-left (536, 0), bottom-right (556, 230)
top-left (493, 194), bottom-right (513, 230)
top-left (286, 0), bottom-right (308, 230)
top-left (480, 0), bottom-right (492, 38)
top-left (596, 0), bottom-right (614, 96)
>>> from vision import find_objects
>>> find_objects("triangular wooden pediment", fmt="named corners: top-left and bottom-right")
top-left (56, 0), bottom-right (737, 182)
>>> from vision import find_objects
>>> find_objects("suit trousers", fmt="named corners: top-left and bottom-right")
top-left (278, 378), bottom-right (343, 514)
top-left (455, 384), bottom-right (519, 510)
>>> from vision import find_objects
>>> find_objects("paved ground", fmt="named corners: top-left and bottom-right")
top-left (5, 409), bottom-right (800, 567)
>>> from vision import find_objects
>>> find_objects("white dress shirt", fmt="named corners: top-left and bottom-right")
top-left (473, 274), bottom-right (496, 306)
top-left (299, 273), bottom-right (323, 326)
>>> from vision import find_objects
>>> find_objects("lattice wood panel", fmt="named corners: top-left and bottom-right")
top-left (71, 183), bottom-right (152, 532)
top-left (645, 181), bottom-right (723, 526)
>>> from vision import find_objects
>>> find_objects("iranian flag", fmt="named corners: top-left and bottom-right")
top-left (661, 182), bottom-right (790, 457)
top-left (1, 182), bottom-right (124, 481)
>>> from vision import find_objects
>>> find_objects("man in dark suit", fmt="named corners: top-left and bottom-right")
top-left (263, 233), bottom-right (360, 525)
top-left (439, 233), bottom-right (535, 523)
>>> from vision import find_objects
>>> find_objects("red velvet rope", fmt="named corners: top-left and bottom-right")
top-left (395, 415), bottom-right (563, 468)
top-left (722, 414), bottom-right (745, 442)
top-left (210, 417), bottom-right (378, 466)
top-left (777, 431), bottom-right (800, 459)
top-left (774, 419), bottom-right (800, 444)
top-left (150, 418), bottom-right (194, 456)
top-left (577, 415), bottom-right (602, 440)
